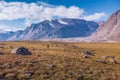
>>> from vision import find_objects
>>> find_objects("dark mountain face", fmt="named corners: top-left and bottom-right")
top-left (48, 20), bottom-right (98, 38)
top-left (18, 18), bottom-right (99, 40)
top-left (7, 30), bottom-right (23, 41)
top-left (0, 18), bottom-right (99, 41)
top-left (0, 31), bottom-right (15, 41)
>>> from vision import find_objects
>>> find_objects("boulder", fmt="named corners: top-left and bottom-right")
top-left (97, 59), bottom-right (107, 64)
top-left (0, 52), bottom-right (3, 55)
top-left (82, 50), bottom-right (95, 58)
top-left (101, 56), bottom-right (115, 59)
top-left (97, 55), bottom-right (117, 64)
top-left (0, 45), bottom-right (4, 49)
top-left (11, 46), bottom-right (31, 55)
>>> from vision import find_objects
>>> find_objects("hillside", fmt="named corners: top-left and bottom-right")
top-left (91, 10), bottom-right (120, 41)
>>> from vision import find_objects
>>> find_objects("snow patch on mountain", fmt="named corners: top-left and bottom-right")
top-left (57, 19), bottom-right (68, 25)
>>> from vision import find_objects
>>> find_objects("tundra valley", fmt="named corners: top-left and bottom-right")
top-left (0, 41), bottom-right (120, 80)
top-left (0, 0), bottom-right (120, 80)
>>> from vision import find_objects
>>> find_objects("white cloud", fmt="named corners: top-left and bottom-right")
top-left (0, 1), bottom-right (84, 26)
top-left (82, 13), bottom-right (106, 21)
top-left (53, 6), bottom-right (84, 18)
top-left (0, 25), bottom-right (22, 32)
top-left (0, 1), bottom-right (106, 27)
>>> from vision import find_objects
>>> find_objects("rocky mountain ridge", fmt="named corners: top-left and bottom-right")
top-left (0, 18), bottom-right (99, 41)
top-left (90, 9), bottom-right (120, 42)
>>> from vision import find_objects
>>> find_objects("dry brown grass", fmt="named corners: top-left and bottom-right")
top-left (0, 41), bottom-right (120, 80)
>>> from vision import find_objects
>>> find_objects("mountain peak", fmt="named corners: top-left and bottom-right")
top-left (115, 9), bottom-right (120, 14)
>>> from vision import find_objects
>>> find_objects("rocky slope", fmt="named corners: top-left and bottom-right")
top-left (91, 10), bottom-right (120, 41)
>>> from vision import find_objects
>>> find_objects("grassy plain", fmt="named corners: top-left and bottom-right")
top-left (0, 41), bottom-right (120, 80)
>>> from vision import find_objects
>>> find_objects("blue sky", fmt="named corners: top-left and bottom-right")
top-left (5, 0), bottom-right (120, 15)
top-left (0, 0), bottom-right (119, 32)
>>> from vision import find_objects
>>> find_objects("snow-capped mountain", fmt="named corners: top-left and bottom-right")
top-left (0, 18), bottom-right (99, 41)
top-left (0, 8), bottom-right (119, 42)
